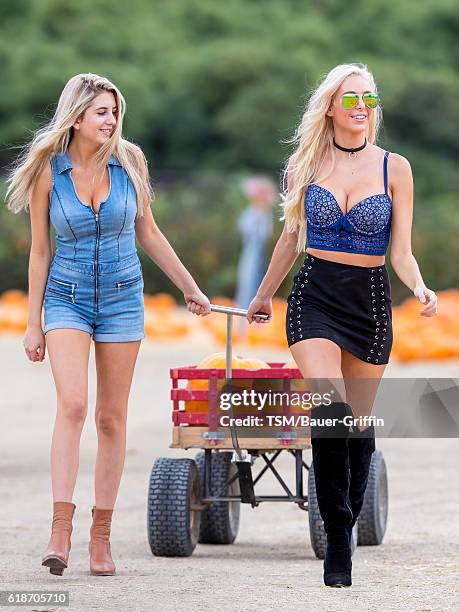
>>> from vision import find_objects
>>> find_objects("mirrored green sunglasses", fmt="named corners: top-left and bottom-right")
top-left (341, 92), bottom-right (380, 110)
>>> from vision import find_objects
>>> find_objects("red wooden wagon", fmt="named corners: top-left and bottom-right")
top-left (147, 305), bottom-right (388, 558)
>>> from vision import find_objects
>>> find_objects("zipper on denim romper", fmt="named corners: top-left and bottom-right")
top-left (116, 276), bottom-right (141, 291)
top-left (93, 211), bottom-right (100, 312)
top-left (49, 277), bottom-right (76, 303)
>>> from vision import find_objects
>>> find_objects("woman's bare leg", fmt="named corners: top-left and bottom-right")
top-left (93, 340), bottom-right (141, 508)
top-left (290, 337), bottom-right (345, 401)
top-left (340, 348), bottom-right (388, 430)
top-left (46, 329), bottom-right (91, 502)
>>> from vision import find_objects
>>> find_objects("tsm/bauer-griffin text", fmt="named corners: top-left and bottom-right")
top-left (219, 415), bottom-right (383, 428)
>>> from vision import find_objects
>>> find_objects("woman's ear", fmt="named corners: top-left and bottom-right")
top-left (73, 113), bottom-right (83, 131)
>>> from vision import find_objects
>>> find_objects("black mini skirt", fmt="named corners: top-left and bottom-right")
top-left (286, 253), bottom-right (393, 365)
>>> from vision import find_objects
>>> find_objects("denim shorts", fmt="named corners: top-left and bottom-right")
top-left (43, 254), bottom-right (145, 342)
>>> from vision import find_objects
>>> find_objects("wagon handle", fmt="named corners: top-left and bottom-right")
top-left (209, 304), bottom-right (269, 319)
top-left (209, 303), bottom-right (269, 462)
top-left (209, 303), bottom-right (269, 378)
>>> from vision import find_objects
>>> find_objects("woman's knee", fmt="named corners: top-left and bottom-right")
top-left (290, 339), bottom-right (345, 400)
top-left (95, 409), bottom-right (126, 436)
top-left (58, 395), bottom-right (87, 424)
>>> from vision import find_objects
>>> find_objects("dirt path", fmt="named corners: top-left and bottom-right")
top-left (1, 333), bottom-right (458, 611)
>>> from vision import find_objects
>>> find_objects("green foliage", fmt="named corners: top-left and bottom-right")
top-left (1, 0), bottom-right (458, 298)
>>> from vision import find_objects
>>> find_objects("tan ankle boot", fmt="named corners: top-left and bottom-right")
top-left (89, 506), bottom-right (116, 576)
top-left (42, 501), bottom-right (76, 576)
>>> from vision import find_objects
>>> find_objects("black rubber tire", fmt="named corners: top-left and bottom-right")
top-left (308, 460), bottom-right (357, 560)
top-left (195, 451), bottom-right (241, 544)
top-left (147, 457), bottom-right (201, 557)
top-left (357, 449), bottom-right (388, 546)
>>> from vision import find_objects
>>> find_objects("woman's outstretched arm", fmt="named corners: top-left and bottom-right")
top-left (133, 151), bottom-right (210, 316)
top-left (135, 208), bottom-right (211, 315)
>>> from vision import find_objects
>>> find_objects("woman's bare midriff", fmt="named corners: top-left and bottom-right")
top-left (305, 247), bottom-right (385, 268)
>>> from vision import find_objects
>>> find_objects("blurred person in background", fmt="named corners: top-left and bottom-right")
top-left (5, 72), bottom-right (210, 577)
top-left (235, 175), bottom-right (276, 337)
top-left (247, 63), bottom-right (437, 588)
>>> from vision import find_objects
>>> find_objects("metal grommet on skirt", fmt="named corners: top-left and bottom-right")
top-left (286, 254), bottom-right (393, 364)
top-left (287, 255), bottom-right (316, 343)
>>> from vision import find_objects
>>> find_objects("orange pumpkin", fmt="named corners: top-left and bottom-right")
top-left (185, 353), bottom-right (271, 413)
top-left (144, 292), bottom-right (176, 311)
top-left (392, 288), bottom-right (459, 361)
top-left (0, 304), bottom-right (28, 333)
top-left (0, 289), bottom-right (28, 333)
top-left (0, 290), bottom-right (28, 306)
top-left (144, 309), bottom-right (190, 340)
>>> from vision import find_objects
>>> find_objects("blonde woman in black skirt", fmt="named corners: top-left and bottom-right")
top-left (247, 63), bottom-right (437, 587)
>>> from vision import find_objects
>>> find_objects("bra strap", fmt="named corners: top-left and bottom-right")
top-left (383, 151), bottom-right (389, 195)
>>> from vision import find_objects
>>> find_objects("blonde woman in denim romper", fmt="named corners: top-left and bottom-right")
top-left (6, 73), bottom-right (211, 577)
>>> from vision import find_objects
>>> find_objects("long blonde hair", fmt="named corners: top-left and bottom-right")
top-left (5, 73), bottom-right (154, 215)
top-left (281, 63), bottom-right (383, 252)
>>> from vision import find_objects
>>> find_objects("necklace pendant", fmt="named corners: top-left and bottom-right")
top-left (349, 151), bottom-right (357, 160)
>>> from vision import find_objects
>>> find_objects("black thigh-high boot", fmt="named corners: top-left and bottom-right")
top-left (347, 424), bottom-right (376, 541)
top-left (310, 401), bottom-right (354, 588)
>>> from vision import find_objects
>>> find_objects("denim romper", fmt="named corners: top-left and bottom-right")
top-left (42, 150), bottom-right (145, 342)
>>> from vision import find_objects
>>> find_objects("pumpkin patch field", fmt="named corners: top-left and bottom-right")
top-left (1, 289), bottom-right (458, 362)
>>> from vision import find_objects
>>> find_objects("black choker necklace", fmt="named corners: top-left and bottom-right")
top-left (333, 137), bottom-right (367, 158)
